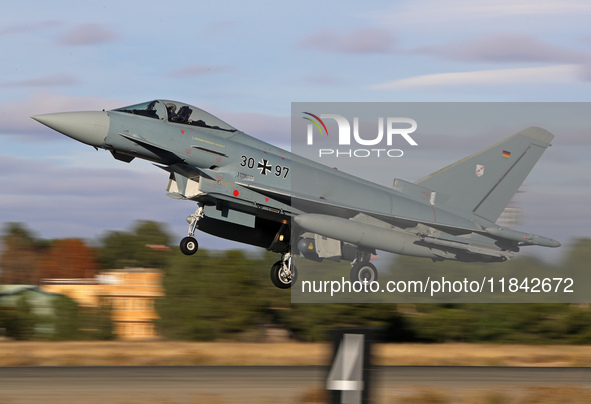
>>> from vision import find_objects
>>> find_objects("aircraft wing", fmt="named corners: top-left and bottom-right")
top-left (237, 182), bottom-right (560, 247)
top-left (236, 182), bottom-right (484, 236)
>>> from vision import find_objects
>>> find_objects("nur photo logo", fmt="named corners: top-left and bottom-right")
top-left (303, 112), bottom-right (418, 158)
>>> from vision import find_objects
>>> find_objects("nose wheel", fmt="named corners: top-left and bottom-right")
top-left (180, 203), bottom-right (204, 256)
top-left (180, 236), bottom-right (198, 255)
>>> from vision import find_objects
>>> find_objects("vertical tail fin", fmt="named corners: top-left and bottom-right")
top-left (415, 127), bottom-right (554, 223)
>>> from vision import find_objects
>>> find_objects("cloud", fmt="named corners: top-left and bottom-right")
top-left (578, 54), bottom-right (591, 80)
top-left (0, 20), bottom-right (61, 36)
top-left (0, 155), bottom-right (139, 198)
top-left (386, 33), bottom-right (591, 87)
top-left (59, 23), bottom-right (118, 46)
top-left (416, 34), bottom-right (586, 64)
top-left (0, 154), bottom-right (174, 240)
top-left (377, 0), bottom-right (591, 28)
top-left (369, 65), bottom-right (580, 90)
top-left (304, 74), bottom-right (344, 86)
top-left (1, 74), bottom-right (79, 88)
top-left (299, 28), bottom-right (395, 54)
top-left (168, 65), bottom-right (229, 78)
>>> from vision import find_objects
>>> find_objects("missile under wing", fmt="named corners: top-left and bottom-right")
top-left (31, 100), bottom-right (559, 289)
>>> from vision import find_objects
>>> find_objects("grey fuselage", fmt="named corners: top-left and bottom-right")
top-left (31, 99), bottom-right (559, 264)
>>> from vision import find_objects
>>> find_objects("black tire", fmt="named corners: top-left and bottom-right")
top-left (270, 260), bottom-right (296, 289)
top-left (350, 261), bottom-right (378, 283)
top-left (180, 236), bottom-right (198, 255)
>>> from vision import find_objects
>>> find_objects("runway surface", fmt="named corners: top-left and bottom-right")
top-left (0, 366), bottom-right (589, 403)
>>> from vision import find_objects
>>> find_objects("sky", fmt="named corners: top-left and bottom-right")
top-left (1, 0), bottom-right (591, 260)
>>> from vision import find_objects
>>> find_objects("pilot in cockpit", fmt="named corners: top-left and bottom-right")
top-left (165, 103), bottom-right (177, 121)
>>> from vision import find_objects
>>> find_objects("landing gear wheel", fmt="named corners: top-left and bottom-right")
top-left (180, 236), bottom-right (198, 255)
top-left (270, 260), bottom-right (297, 289)
top-left (350, 261), bottom-right (378, 283)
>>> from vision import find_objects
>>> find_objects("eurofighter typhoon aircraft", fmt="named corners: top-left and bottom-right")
top-left (32, 100), bottom-right (560, 289)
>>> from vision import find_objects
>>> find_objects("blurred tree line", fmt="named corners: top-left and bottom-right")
top-left (0, 221), bottom-right (169, 284)
top-left (1, 220), bottom-right (591, 343)
top-left (0, 293), bottom-right (113, 341)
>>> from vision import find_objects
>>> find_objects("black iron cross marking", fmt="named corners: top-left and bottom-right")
top-left (257, 159), bottom-right (272, 175)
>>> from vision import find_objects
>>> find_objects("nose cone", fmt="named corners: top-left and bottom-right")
top-left (31, 111), bottom-right (110, 147)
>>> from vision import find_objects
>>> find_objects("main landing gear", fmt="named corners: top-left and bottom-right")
top-left (349, 251), bottom-right (378, 283)
top-left (270, 252), bottom-right (297, 289)
top-left (180, 203), bottom-right (204, 256)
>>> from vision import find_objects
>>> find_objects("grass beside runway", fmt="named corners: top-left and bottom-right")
top-left (0, 341), bottom-right (590, 367)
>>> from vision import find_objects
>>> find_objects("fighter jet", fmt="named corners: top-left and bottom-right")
top-left (31, 100), bottom-right (560, 289)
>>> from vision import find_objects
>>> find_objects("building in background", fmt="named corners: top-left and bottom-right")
top-left (42, 268), bottom-right (163, 340)
top-left (0, 285), bottom-right (62, 338)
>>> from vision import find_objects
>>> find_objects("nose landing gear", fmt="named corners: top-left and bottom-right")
top-left (180, 236), bottom-right (198, 255)
top-left (180, 203), bottom-right (204, 256)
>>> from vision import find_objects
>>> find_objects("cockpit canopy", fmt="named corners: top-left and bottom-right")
top-left (113, 100), bottom-right (236, 132)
